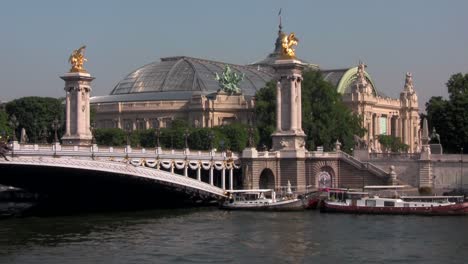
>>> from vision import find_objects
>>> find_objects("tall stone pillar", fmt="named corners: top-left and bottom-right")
top-left (60, 72), bottom-right (94, 146)
top-left (418, 118), bottom-right (433, 189)
top-left (271, 59), bottom-right (306, 153)
top-left (270, 58), bottom-right (307, 192)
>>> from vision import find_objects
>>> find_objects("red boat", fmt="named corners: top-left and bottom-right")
top-left (320, 189), bottom-right (468, 216)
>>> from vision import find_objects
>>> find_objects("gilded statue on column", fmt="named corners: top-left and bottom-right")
top-left (281, 32), bottom-right (299, 59)
top-left (68, 45), bottom-right (88, 73)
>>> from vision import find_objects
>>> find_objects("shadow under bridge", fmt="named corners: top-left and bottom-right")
top-left (0, 157), bottom-right (227, 212)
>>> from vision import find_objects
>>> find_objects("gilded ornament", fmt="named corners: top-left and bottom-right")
top-left (68, 45), bottom-right (88, 73)
top-left (281, 32), bottom-right (299, 58)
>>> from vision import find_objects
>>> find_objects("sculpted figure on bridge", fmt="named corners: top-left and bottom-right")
top-left (281, 32), bottom-right (298, 59)
top-left (0, 137), bottom-right (12, 161)
top-left (68, 45), bottom-right (88, 73)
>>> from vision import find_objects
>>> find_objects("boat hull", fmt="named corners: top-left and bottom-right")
top-left (321, 201), bottom-right (468, 216)
top-left (220, 198), bottom-right (306, 211)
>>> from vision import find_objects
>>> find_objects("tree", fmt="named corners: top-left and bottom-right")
top-left (5, 97), bottom-right (65, 143)
top-left (378, 135), bottom-right (408, 152)
top-left (255, 81), bottom-right (276, 148)
top-left (94, 128), bottom-right (126, 146)
top-left (255, 70), bottom-right (365, 152)
top-left (0, 110), bottom-right (11, 138)
top-left (426, 73), bottom-right (468, 153)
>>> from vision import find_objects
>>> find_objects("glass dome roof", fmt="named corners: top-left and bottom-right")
top-left (110, 56), bottom-right (274, 97)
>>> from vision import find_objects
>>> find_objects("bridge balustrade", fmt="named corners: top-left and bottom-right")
top-left (6, 142), bottom-right (241, 191)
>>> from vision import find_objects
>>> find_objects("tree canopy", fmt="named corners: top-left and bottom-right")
top-left (426, 73), bottom-right (468, 153)
top-left (93, 121), bottom-right (251, 152)
top-left (5, 97), bottom-right (65, 143)
top-left (255, 70), bottom-right (365, 152)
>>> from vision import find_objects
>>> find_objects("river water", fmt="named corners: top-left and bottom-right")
top-left (0, 208), bottom-right (467, 264)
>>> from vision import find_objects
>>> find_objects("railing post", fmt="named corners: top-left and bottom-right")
top-left (209, 165), bottom-right (214, 185)
top-left (197, 163), bottom-right (201, 181)
top-left (184, 163), bottom-right (188, 177)
top-left (222, 167), bottom-right (226, 190)
top-left (229, 167), bottom-right (233, 190)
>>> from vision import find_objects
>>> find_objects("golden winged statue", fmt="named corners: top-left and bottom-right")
top-left (68, 45), bottom-right (87, 73)
top-left (281, 33), bottom-right (299, 58)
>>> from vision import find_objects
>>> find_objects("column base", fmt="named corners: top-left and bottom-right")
top-left (271, 131), bottom-right (307, 152)
top-left (61, 135), bottom-right (93, 146)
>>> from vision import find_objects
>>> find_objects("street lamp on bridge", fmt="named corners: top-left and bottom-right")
top-left (51, 118), bottom-right (60, 144)
top-left (90, 122), bottom-right (96, 160)
top-left (208, 131), bottom-right (215, 151)
top-left (184, 128), bottom-right (190, 150)
top-left (461, 147), bottom-right (464, 190)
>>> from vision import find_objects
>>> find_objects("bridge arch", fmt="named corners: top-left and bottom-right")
top-left (259, 168), bottom-right (275, 189)
top-left (0, 157), bottom-right (226, 211)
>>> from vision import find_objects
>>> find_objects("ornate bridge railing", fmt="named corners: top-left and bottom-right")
top-left (6, 142), bottom-right (241, 191)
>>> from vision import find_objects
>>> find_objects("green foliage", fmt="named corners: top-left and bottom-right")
top-left (214, 123), bottom-right (249, 151)
top-left (94, 128), bottom-right (126, 146)
top-left (93, 121), bottom-right (250, 152)
top-left (378, 135), bottom-right (409, 152)
top-left (255, 70), bottom-right (365, 152)
top-left (5, 97), bottom-right (65, 143)
top-left (189, 128), bottom-right (213, 150)
top-left (0, 110), bottom-right (11, 137)
top-left (426, 73), bottom-right (468, 153)
top-left (255, 81), bottom-right (277, 148)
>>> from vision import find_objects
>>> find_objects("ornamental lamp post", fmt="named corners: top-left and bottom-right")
top-left (51, 118), bottom-right (60, 143)
top-left (124, 123), bottom-right (131, 160)
top-left (90, 121), bottom-right (96, 160)
top-left (461, 147), bottom-right (464, 190)
top-left (184, 128), bottom-right (190, 149)
top-left (208, 131), bottom-right (215, 151)
top-left (154, 119), bottom-right (161, 149)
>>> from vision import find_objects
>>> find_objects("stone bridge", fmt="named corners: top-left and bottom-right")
top-left (0, 143), bottom-right (242, 210)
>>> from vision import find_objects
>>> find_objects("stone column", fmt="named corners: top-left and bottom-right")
top-left (61, 72), bottom-right (94, 146)
top-left (290, 76), bottom-right (296, 131)
top-left (65, 91), bottom-right (71, 136)
top-left (297, 78), bottom-right (302, 132)
top-left (276, 81), bottom-right (282, 131)
top-left (197, 165), bottom-right (201, 181)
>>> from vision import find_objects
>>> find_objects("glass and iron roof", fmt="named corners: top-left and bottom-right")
top-left (103, 56), bottom-right (273, 99)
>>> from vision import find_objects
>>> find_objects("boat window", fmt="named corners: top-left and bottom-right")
top-left (403, 203), bottom-right (409, 207)
top-left (365, 200), bottom-right (376, 207)
top-left (384, 201), bottom-right (395, 207)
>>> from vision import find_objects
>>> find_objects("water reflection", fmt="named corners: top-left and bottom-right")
top-left (0, 209), bottom-right (467, 263)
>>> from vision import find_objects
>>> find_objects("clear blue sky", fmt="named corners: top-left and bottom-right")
top-left (1, 0), bottom-right (467, 109)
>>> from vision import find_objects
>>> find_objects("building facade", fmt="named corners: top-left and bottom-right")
top-left (91, 24), bottom-right (420, 152)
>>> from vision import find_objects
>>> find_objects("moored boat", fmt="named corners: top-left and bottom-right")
top-left (220, 189), bottom-right (309, 211)
top-left (320, 188), bottom-right (468, 216)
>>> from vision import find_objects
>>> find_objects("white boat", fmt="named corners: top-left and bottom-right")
top-left (320, 188), bottom-right (468, 215)
top-left (220, 189), bottom-right (307, 211)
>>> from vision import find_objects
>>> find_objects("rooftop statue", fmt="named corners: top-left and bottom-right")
top-left (404, 72), bottom-right (414, 92)
top-left (281, 32), bottom-right (298, 58)
top-left (215, 65), bottom-right (245, 94)
top-left (68, 45), bottom-right (87, 73)
top-left (357, 62), bottom-right (367, 82)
